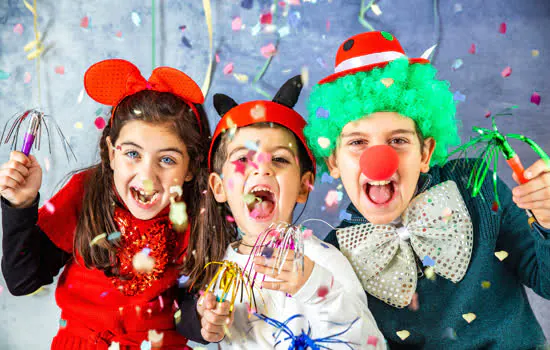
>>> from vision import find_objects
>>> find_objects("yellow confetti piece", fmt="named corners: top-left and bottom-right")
top-left (169, 200), bottom-right (188, 228)
top-left (531, 50), bottom-right (539, 57)
top-left (27, 286), bottom-right (46, 296)
top-left (74, 122), bottom-right (83, 129)
top-left (23, 35), bottom-right (41, 51)
top-left (89, 233), bottom-right (107, 247)
top-left (169, 185), bottom-right (183, 198)
top-left (462, 312), bottom-right (476, 323)
top-left (174, 309), bottom-right (182, 322)
top-left (26, 47), bottom-right (44, 60)
top-left (317, 137), bottom-right (331, 149)
top-left (233, 73), bottom-right (249, 83)
top-left (481, 281), bottom-right (491, 289)
top-left (223, 324), bottom-right (232, 339)
top-left (132, 251), bottom-right (156, 273)
top-left (23, 0), bottom-right (36, 15)
top-left (396, 330), bottom-right (410, 340)
top-left (494, 250), bottom-right (508, 261)
top-left (300, 66), bottom-right (309, 87)
top-left (142, 179), bottom-right (153, 193)
top-left (424, 266), bottom-right (436, 280)
top-left (380, 77), bottom-right (394, 87)
top-left (148, 330), bottom-right (164, 347)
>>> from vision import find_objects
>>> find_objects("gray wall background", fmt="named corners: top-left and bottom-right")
top-left (0, 0), bottom-right (549, 348)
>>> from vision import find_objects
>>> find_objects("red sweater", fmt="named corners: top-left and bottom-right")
top-left (37, 171), bottom-right (192, 349)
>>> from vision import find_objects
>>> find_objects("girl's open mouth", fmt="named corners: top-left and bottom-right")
top-left (130, 186), bottom-right (160, 209)
top-left (246, 186), bottom-right (276, 221)
top-left (364, 180), bottom-right (397, 206)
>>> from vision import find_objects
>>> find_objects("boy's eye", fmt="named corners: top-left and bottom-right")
top-left (272, 156), bottom-right (290, 164)
top-left (161, 156), bottom-right (176, 165)
top-left (348, 139), bottom-right (367, 146)
top-left (389, 138), bottom-right (408, 145)
top-left (125, 150), bottom-right (140, 159)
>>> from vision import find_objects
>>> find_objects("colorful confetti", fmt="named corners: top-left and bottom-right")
top-left (259, 12), bottom-right (273, 24)
top-left (169, 201), bottom-right (188, 228)
top-left (302, 229), bottom-right (313, 239)
top-left (233, 73), bottom-right (249, 83)
top-left (324, 190), bottom-right (341, 207)
top-left (367, 335), bottom-right (379, 346)
top-left (396, 330), bottom-right (410, 341)
top-left (90, 233), bottom-right (107, 246)
top-left (260, 43), bottom-right (277, 58)
top-left (315, 107), bottom-right (330, 119)
top-left (74, 122), bottom-right (83, 129)
top-left (491, 200), bottom-right (499, 212)
top-left (494, 250), bottom-right (508, 261)
top-left (107, 231), bottom-right (121, 241)
top-left (131, 12), bottom-right (141, 27)
top-left (0, 70), bottom-right (10, 80)
top-left (250, 103), bottom-right (266, 120)
top-left (422, 255), bottom-right (435, 267)
top-left (44, 200), bottom-right (55, 213)
top-left (13, 23), bottom-right (24, 35)
top-left (232, 17), bottom-right (242, 31)
top-left (317, 137), bottom-right (330, 149)
top-left (148, 330), bottom-right (164, 348)
top-left (425, 266), bottom-right (436, 280)
top-left (55, 66), bottom-right (65, 75)
top-left (468, 43), bottom-right (476, 54)
top-left (453, 91), bottom-right (466, 102)
top-left (530, 92), bottom-right (541, 106)
top-left (408, 293), bottom-right (419, 311)
top-left (320, 172), bottom-right (334, 184)
top-left (501, 66), bottom-right (512, 78)
top-left (481, 281), bottom-right (491, 289)
top-left (339, 210), bottom-right (352, 221)
top-left (226, 215), bottom-right (235, 223)
top-left (462, 312), bottom-right (476, 323)
top-left (24, 72), bottom-right (31, 83)
top-left (132, 250), bottom-right (156, 273)
top-left (452, 59), bottom-right (463, 70)
top-left (80, 16), bottom-right (89, 28)
top-left (371, 3), bottom-right (382, 16)
top-left (532, 50), bottom-right (540, 57)
top-left (278, 26), bottom-right (290, 37)
top-left (316, 286), bottom-right (329, 298)
top-left (223, 63), bottom-right (234, 75)
top-left (94, 117), bottom-right (106, 129)
top-left (380, 77), bottom-right (394, 87)
top-left (499, 22), bottom-right (507, 34)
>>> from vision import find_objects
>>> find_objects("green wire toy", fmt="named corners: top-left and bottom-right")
top-left (448, 106), bottom-right (550, 224)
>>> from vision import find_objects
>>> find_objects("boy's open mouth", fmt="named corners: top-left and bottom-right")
top-left (364, 180), bottom-right (396, 205)
top-left (246, 186), bottom-right (276, 220)
top-left (130, 186), bottom-right (160, 207)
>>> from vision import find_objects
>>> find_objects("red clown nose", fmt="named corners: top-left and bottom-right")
top-left (360, 145), bottom-right (399, 180)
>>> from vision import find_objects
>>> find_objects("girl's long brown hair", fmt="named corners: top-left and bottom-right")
top-left (73, 90), bottom-right (220, 281)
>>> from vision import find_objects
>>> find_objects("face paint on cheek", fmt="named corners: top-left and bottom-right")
top-left (227, 178), bottom-right (234, 191)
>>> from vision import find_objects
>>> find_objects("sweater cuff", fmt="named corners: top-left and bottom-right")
top-left (292, 262), bottom-right (333, 304)
top-left (1, 194), bottom-right (39, 222)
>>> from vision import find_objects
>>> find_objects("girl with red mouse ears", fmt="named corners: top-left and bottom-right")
top-left (0, 59), bottom-right (229, 349)
top-left (304, 31), bottom-right (550, 349)
top-left (191, 75), bottom-right (384, 349)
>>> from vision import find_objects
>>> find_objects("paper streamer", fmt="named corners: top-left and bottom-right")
top-left (358, 0), bottom-right (376, 31)
top-left (152, 0), bottom-right (156, 69)
top-left (200, 0), bottom-right (214, 97)
top-left (23, 0), bottom-right (43, 105)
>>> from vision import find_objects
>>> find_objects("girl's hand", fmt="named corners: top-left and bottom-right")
top-left (512, 159), bottom-right (550, 229)
top-left (253, 249), bottom-right (315, 296)
top-left (0, 151), bottom-right (42, 208)
top-left (196, 291), bottom-right (233, 343)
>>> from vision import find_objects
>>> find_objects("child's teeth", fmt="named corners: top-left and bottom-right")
top-left (369, 180), bottom-right (391, 186)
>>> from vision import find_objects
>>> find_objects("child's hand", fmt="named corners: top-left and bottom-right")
top-left (512, 159), bottom-right (550, 229)
top-left (253, 249), bottom-right (315, 295)
top-left (0, 151), bottom-right (42, 208)
top-left (196, 291), bottom-right (233, 343)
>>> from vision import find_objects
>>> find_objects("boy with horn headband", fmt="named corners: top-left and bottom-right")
top-left (1, 59), bottom-right (231, 348)
top-left (189, 75), bottom-right (384, 349)
top-left (304, 31), bottom-right (550, 349)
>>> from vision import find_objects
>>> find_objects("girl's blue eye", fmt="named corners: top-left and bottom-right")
top-left (125, 150), bottom-right (139, 159)
top-left (161, 156), bottom-right (176, 165)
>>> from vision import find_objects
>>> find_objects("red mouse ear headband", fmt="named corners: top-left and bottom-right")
top-left (84, 59), bottom-right (205, 133)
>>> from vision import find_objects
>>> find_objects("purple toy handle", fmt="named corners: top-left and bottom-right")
top-left (21, 133), bottom-right (35, 156)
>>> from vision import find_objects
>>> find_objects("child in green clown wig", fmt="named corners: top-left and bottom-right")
top-left (304, 31), bottom-right (550, 349)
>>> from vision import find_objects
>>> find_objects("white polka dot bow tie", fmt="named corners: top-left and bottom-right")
top-left (336, 181), bottom-right (473, 308)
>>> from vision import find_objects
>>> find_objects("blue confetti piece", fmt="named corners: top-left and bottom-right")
top-left (288, 11), bottom-right (301, 28)
top-left (131, 12), bottom-right (141, 27)
top-left (320, 242), bottom-right (330, 249)
top-left (59, 318), bottom-right (67, 328)
top-left (337, 191), bottom-right (344, 201)
top-left (107, 231), bottom-right (121, 241)
top-left (178, 275), bottom-right (189, 286)
top-left (0, 70), bottom-right (10, 80)
top-left (241, 0), bottom-right (253, 9)
top-left (451, 58), bottom-right (463, 70)
top-left (321, 172), bottom-right (334, 184)
top-left (316, 107), bottom-right (329, 119)
top-left (261, 246), bottom-right (274, 258)
top-left (453, 91), bottom-right (466, 102)
top-left (339, 210), bottom-right (352, 221)
top-left (140, 340), bottom-right (152, 350)
top-left (321, 206), bottom-right (326, 211)
top-left (316, 57), bottom-right (327, 68)
top-left (245, 140), bottom-right (259, 151)
top-left (422, 255), bottom-right (435, 267)
top-left (141, 248), bottom-right (151, 255)
top-left (181, 36), bottom-right (192, 48)
top-left (100, 291), bottom-right (108, 298)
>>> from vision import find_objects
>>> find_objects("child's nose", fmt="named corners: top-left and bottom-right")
top-left (253, 162), bottom-right (273, 176)
top-left (360, 144), bottom-right (399, 180)
top-left (138, 160), bottom-right (158, 182)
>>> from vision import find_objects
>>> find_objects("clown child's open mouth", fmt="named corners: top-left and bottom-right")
top-left (130, 186), bottom-right (160, 208)
top-left (364, 180), bottom-right (397, 205)
top-left (246, 185), bottom-right (276, 221)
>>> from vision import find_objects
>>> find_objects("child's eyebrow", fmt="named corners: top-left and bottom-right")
top-left (119, 141), bottom-right (184, 155)
top-left (271, 146), bottom-right (296, 155)
top-left (341, 129), bottom-right (416, 138)
top-left (391, 129), bottom-right (416, 135)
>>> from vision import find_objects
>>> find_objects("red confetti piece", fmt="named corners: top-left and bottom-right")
top-left (260, 43), bottom-right (277, 58)
top-left (226, 215), bottom-right (235, 223)
top-left (501, 66), bottom-right (512, 78)
top-left (115, 31), bottom-right (122, 38)
top-left (491, 201), bottom-right (499, 212)
top-left (215, 54), bottom-right (220, 63)
top-left (223, 63), bottom-right (234, 75)
top-left (468, 43), bottom-right (476, 54)
top-left (499, 22), bottom-right (506, 34)
top-left (302, 229), bottom-right (313, 239)
top-left (530, 92), bottom-right (541, 106)
top-left (325, 190), bottom-right (340, 207)
top-left (260, 12), bottom-right (273, 24)
top-left (367, 336), bottom-right (379, 346)
top-left (80, 16), bottom-right (89, 28)
top-left (24, 72), bottom-right (31, 83)
top-left (13, 23), bottom-right (23, 35)
top-left (317, 286), bottom-right (329, 298)
top-left (55, 66), bottom-right (65, 75)
top-left (232, 17), bottom-right (242, 31)
top-left (94, 117), bottom-right (106, 129)
top-left (484, 111), bottom-right (492, 118)
top-left (326, 19), bottom-right (330, 32)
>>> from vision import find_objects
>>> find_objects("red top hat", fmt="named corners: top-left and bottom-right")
top-left (319, 31), bottom-right (430, 85)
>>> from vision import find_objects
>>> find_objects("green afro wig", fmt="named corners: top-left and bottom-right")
top-left (304, 58), bottom-right (460, 174)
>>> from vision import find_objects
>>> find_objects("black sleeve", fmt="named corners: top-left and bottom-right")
top-left (1, 195), bottom-right (71, 296)
top-left (175, 288), bottom-right (209, 344)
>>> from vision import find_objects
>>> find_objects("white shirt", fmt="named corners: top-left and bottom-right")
top-left (219, 235), bottom-right (386, 349)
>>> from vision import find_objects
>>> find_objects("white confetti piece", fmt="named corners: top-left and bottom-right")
top-left (462, 312), bottom-right (476, 323)
top-left (396, 330), bottom-right (410, 340)
top-left (494, 251), bottom-right (508, 261)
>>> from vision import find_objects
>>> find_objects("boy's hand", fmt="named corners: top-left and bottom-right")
top-left (196, 291), bottom-right (233, 343)
top-left (0, 151), bottom-right (42, 208)
top-left (253, 249), bottom-right (315, 296)
top-left (512, 159), bottom-right (550, 229)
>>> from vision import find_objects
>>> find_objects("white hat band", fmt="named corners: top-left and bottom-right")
top-left (334, 51), bottom-right (406, 73)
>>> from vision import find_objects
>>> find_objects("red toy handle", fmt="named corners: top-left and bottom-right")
top-left (506, 154), bottom-right (528, 184)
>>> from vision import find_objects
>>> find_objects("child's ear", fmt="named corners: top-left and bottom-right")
top-left (297, 171), bottom-right (314, 204)
top-left (325, 154), bottom-right (341, 179)
top-left (106, 136), bottom-right (115, 170)
top-left (420, 137), bottom-right (436, 173)
top-left (208, 172), bottom-right (227, 203)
